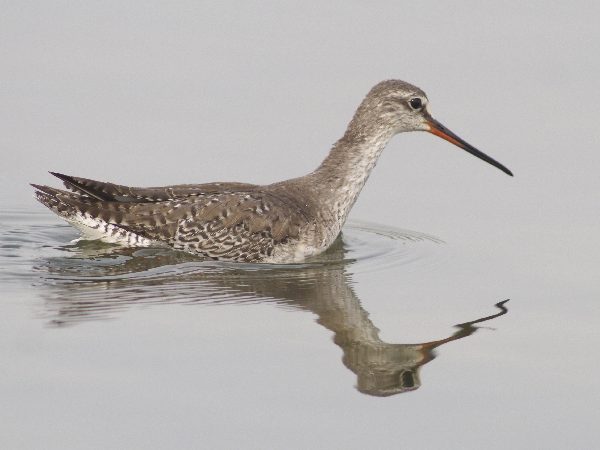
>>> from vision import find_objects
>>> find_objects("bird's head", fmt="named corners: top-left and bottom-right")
top-left (354, 79), bottom-right (513, 176)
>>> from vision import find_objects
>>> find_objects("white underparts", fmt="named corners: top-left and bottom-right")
top-left (66, 213), bottom-right (155, 247)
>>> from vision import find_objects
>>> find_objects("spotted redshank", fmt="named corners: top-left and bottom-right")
top-left (32, 80), bottom-right (512, 263)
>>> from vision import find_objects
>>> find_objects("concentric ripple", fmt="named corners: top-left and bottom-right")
top-left (1, 210), bottom-right (444, 279)
top-left (1, 209), bottom-right (446, 324)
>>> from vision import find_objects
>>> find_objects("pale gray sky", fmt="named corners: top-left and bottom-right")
top-left (2, 1), bottom-right (598, 237)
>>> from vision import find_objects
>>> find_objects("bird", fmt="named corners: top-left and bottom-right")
top-left (32, 80), bottom-right (512, 263)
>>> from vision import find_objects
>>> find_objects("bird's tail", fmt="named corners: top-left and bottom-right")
top-left (31, 183), bottom-right (90, 221)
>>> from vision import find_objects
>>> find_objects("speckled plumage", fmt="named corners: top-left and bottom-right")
top-left (32, 79), bottom-right (512, 263)
top-left (33, 180), bottom-right (325, 262)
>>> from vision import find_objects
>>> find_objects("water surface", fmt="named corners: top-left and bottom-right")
top-left (1, 210), bottom-right (516, 440)
top-left (2, 195), bottom-right (598, 449)
top-left (0, 210), bottom-right (528, 444)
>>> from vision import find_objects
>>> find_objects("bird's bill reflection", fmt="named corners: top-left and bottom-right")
top-left (351, 300), bottom-right (510, 397)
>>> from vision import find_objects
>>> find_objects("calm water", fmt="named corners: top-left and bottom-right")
top-left (2, 206), bottom-right (598, 449)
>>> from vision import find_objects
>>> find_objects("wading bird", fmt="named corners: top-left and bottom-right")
top-left (32, 80), bottom-right (512, 263)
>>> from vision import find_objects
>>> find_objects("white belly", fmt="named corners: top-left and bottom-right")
top-left (66, 213), bottom-right (156, 247)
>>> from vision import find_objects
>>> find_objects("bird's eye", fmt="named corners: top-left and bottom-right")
top-left (409, 97), bottom-right (423, 110)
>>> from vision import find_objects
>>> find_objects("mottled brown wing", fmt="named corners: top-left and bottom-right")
top-left (95, 191), bottom-right (307, 261)
top-left (33, 178), bottom-right (311, 261)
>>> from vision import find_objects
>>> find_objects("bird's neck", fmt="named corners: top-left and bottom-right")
top-left (308, 123), bottom-right (396, 226)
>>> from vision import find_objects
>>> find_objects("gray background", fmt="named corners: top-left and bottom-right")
top-left (3, 0), bottom-right (597, 239)
top-left (2, 1), bottom-right (599, 449)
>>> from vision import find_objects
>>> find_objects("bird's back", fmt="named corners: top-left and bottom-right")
top-left (32, 173), bottom-right (321, 262)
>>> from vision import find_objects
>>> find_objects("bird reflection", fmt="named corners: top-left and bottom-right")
top-left (37, 235), bottom-right (509, 397)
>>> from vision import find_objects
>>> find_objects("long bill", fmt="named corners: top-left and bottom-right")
top-left (426, 117), bottom-right (513, 176)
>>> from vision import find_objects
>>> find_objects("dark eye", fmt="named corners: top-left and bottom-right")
top-left (409, 97), bottom-right (423, 110)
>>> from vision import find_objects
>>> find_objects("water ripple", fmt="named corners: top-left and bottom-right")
top-left (0, 210), bottom-right (510, 398)
top-left (1, 209), bottom-right (445, 324)
top-left (1, 210), bottom-right (443, 281)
